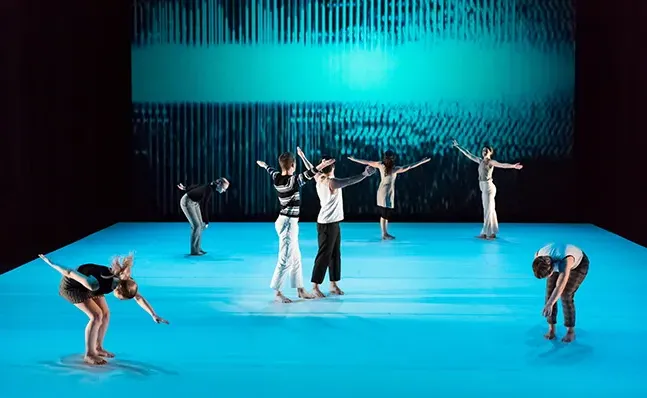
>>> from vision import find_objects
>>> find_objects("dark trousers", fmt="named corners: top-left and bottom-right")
top-left (311, 222), bottom-right (341, 284)
top-left (546, 253), bottom-right (589, 328)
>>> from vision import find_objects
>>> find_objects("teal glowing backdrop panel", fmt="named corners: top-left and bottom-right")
top-left (131, 0), bottom-right (575, 221)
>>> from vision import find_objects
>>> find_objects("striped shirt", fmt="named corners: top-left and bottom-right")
top-left (264, 165), bottom-right (319, 217)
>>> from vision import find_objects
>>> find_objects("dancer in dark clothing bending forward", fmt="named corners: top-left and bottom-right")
top-left (39, 253), bottom-right (168, 366)
top-left (177, 178), bottom-right (229, 255)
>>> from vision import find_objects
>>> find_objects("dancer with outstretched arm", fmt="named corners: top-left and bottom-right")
top-left (256, 149), bottom-right (335, 303)
top-left (348, 150), bottom-right (430, 239)
top-left (532, 243), bottom-right (590, 343)
top-left (177, 178), bottom-right (229, 255)
top-left (39, 253), bottom-right (168, 366)
top-left (452, 140), bottom-right (522, 239)
top-left (298, 149), bottom-right (376, 297)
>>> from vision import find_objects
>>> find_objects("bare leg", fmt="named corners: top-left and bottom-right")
top-left (92, 296), bottom-right (115, 357)
top-left (312, 283), bottom-right (326, 298)
top-left (330, 281), bottom-right (344, 296)
top-left (380, 218), bottom-right (395, 240)
top-left (274, 290), bottom-right (292, 303)
top-left (297, 287), bottom-right (315, 299)
top-left (74, 300), bottom-right (107, 365)
top-left (544, 324), bottom-right (556, 340)
top-left (562, 327), bottom-right (575, 342)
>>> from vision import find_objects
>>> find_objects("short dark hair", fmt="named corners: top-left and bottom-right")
top-left (115, 279), bottom-right (138, 299)
top-left (532, 256), bottom-right (553, 279)
top-left (278, 152), bottom-right (295, 171)
top-left (320, 155), bottom-right (335, 174)
top-left (483, 145), bottom-right (494, 155)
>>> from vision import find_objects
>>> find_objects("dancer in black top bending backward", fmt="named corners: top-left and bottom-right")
top-left (452, 139), bottom-right (522, 239)
top-left (256, 148), bottom-right (335, 303)
top-left (348, 151), bottom-right (430, 240)
top-left (177, 178), bottom-right (230, 255)
top-left (298, 149), bottom-right (376, 298)
top-left (39, 253), bottom-right (168, 366)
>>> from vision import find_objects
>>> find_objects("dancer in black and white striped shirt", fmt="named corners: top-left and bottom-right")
top-left (257, 150), bottom-right (335, 303)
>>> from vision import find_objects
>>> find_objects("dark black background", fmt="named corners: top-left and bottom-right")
top-left (2, 0), bottom-right (646, 274)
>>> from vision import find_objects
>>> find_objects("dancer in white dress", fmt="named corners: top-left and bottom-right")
top-left (348, 151), bottom-right (430, 239)
top-left (452, 140), bottom-right (522, 239)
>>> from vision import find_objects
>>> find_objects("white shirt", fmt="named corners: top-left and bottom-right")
top-left (535, 243), bottom-right (584, 272)
top-left (316, 177), bottom-right (344, 224)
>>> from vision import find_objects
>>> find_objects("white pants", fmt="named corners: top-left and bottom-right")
top-left (270, 215), bottom-right (304, 290)
top-left (479, 180), bottom-right (499, 236)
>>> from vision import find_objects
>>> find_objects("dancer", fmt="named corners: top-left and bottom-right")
top-left (177, 178), bottom-right (229, 255)
top-left (256, 149), bottom-right (336, 303)
top-left (348, 151), bottom-right (430, 239)
top-left (39, 253), bottom-right (168, 366)
top-left (452, 140), bottom-right (522, 239)
top-left (298, 149), bottom-right (376, 297)
top-left (532, 243), bottom-right (589, 343)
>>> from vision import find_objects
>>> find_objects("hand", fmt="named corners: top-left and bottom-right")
top-left (256, 160), bottom-right (267, 168)
top-left (451, 139), bottom-right (459, 148)
top-left (38, 254), bottom-right (52, 265)
top-left (316, 158), bottom-right (335, 170)
top-left (153, 315), bottom-right (169, 324)
top-left (423, 157), bottom-right (431, 163)
top-left (296, 147), bottom-right (305, 158)
top-left (542, 303), bottom-right (554, 318)
top-left (204, 223), bottom-right (209, 229)
top-left (513, 163), bottom-right (523, 170)
top-left (363, 166), bottom-right (376, 176)
top-left (177, 183), bottom-right (186, 190)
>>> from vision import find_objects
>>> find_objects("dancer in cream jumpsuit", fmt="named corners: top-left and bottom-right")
top-left (452, 140), bottom-right (523, 239)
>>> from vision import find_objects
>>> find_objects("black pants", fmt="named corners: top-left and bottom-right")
top-left (546, 252), bottom-right (589, 328)
top-left (311, 222), bottom-right (341, 284)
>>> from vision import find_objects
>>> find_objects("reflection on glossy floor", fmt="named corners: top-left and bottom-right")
top-left (1, 222), bottom-right (646, 397)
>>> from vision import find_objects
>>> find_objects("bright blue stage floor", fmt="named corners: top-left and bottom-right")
top-left (1, 222), bottom-right (647, 397)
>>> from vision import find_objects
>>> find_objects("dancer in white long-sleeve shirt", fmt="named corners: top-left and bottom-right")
top-left (257, 149), bottom-right (335, 303)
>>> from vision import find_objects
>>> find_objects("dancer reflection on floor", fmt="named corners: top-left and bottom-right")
top-left (532, 243), bottom-right (590, 343)
top-left (348, 151), bottom-right (430, 240)
top-left (39, 253), bottom-right (168, 366)
top-left (298, 149), bottom-right (376, 297)
top-left (452, 140), bottom-right (522, 239)
top-left (256, 148), bottom-right (335, 303)
top-left (177, 178), bottom-right (229, 255)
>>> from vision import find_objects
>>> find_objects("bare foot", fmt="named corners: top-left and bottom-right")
top-left (96, 348), bottom-right (115, 358)
top-left (382, 234), bottom-right (395, 240)
top-left (275, 293), bottom-right (292, 303)
top-left (476, 234), bottom-right (487, 239)
top-left (298, 289), bottom-right (315, 300)
top-left (544, 329), bottom-right (556, 340)
top-left (562, 331), bottom-right (575, 343)
top-left (84, 355), bottom-right (108, 365)
top-left (329, 286), bottom-right (345, 296)
top-left (487, 234), bottom-right (496, 240)
top-left (312, 287), bottom-right (326, 298)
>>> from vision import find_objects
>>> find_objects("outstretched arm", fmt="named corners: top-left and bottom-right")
top-left (296, 147), bottom-right (315, 170)
top-left (543, 258), bottom-right (573, 316)
top-left (327, 166), bottom-right (376, 190)
top-left (452, 140), bottom-right (481, 163)
top-left (38, 254), bottom-right (99, 291)
top-left (256, 160), bottom-right (280, 180)
top-left (395, 158), bottom-right (431, 174)
top-left (347, 156), bottom-right (381, 168)
top-left (134, 293), bottom-right (169, 324)
top-left (489, 160), bottom-right (523, 169)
